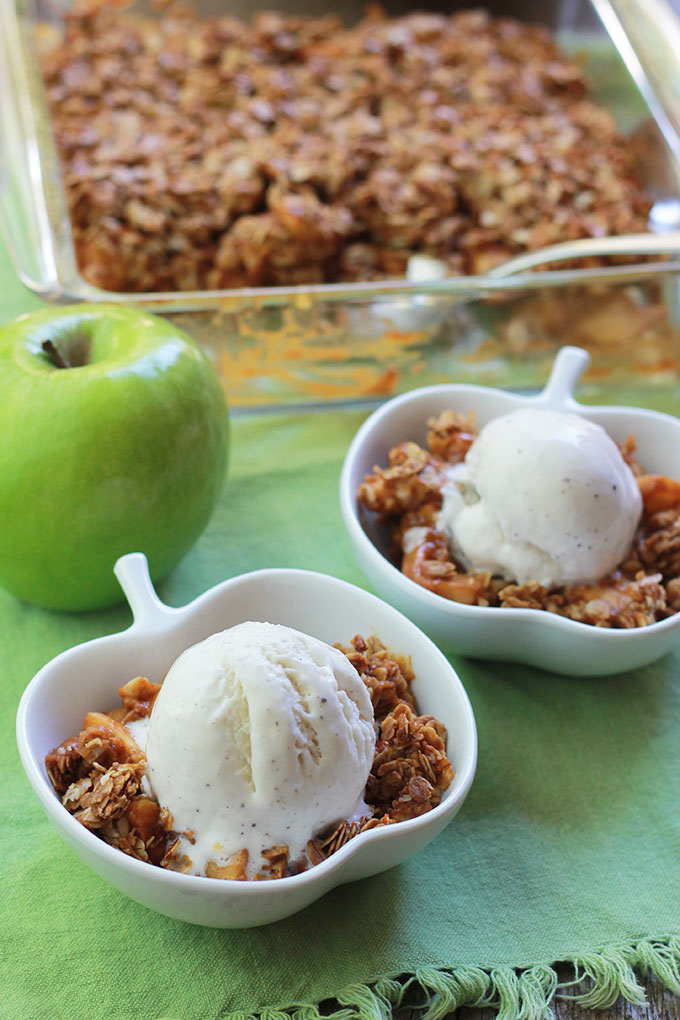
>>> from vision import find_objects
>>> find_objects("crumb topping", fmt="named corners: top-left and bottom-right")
top-left (45, 634), bottom-right (453, 879)
top-left (357, 412), bottom-right (680, 628)
top-left (41, 3), bottom-right (650, 292)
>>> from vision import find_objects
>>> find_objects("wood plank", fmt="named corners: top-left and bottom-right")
top-left (398, 972), bottom-right (680, 1020)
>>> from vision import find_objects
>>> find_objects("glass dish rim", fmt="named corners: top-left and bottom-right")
top-left (3, 0), bottom-right (680, 311)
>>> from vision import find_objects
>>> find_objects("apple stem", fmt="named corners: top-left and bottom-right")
top-left (42, 339), bottom-right (71, 369)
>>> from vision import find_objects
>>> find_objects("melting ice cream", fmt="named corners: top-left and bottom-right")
top-left (438, 408), bottom-right (642, 587)
top-left (144, 621), bottom-right (376, 878)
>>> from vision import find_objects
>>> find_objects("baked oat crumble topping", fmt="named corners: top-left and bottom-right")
top-left (45, 635), bottom-right (453, 879)
top-left (41, 2), bottom-right (651, 292)
top-left (357, 411), bottom-right (680, 628)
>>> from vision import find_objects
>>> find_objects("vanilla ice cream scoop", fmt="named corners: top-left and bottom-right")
top-left (438, 408), bottom-right (642, 587)
top-left (145, 621), bottom-right (375, 878)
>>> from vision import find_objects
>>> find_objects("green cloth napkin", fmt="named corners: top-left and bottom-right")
top-left (2, 248), bottom-right (680, 1020)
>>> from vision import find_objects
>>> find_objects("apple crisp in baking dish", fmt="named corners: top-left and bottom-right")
top-left (41, 3), bottom-right (651, 292)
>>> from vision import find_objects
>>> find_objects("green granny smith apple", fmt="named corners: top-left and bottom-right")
top-left (0, 304), bottom-right (228, 611)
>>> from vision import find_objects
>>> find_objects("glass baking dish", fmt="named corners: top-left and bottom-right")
top-left (2, 0), bottom-right (680, 408)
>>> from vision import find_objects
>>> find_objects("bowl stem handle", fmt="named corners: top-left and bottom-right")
top-left (114, 553), bottom-right (174, 629)
top-left (532, 346), bottom-right (590, 410)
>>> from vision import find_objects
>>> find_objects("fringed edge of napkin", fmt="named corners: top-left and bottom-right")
top-left (212, 935), bottom-right (680, 1020)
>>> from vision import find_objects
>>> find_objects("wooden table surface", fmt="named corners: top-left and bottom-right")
top-left (402, 970), bottom-right (680, 1020)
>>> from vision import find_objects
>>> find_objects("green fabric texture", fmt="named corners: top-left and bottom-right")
top-left (2, 248), bottom-right (680, 1020)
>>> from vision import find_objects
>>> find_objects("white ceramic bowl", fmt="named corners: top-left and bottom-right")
top-left (16, 554), bottom-right (477, 928)
top-left (340, 346), bottom-right (680, 676)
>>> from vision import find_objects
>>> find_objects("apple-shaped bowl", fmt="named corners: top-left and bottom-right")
top-left (339, 346), bottom-right (680, 677)
top-left (16, 554), bottom-right (477, 929)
